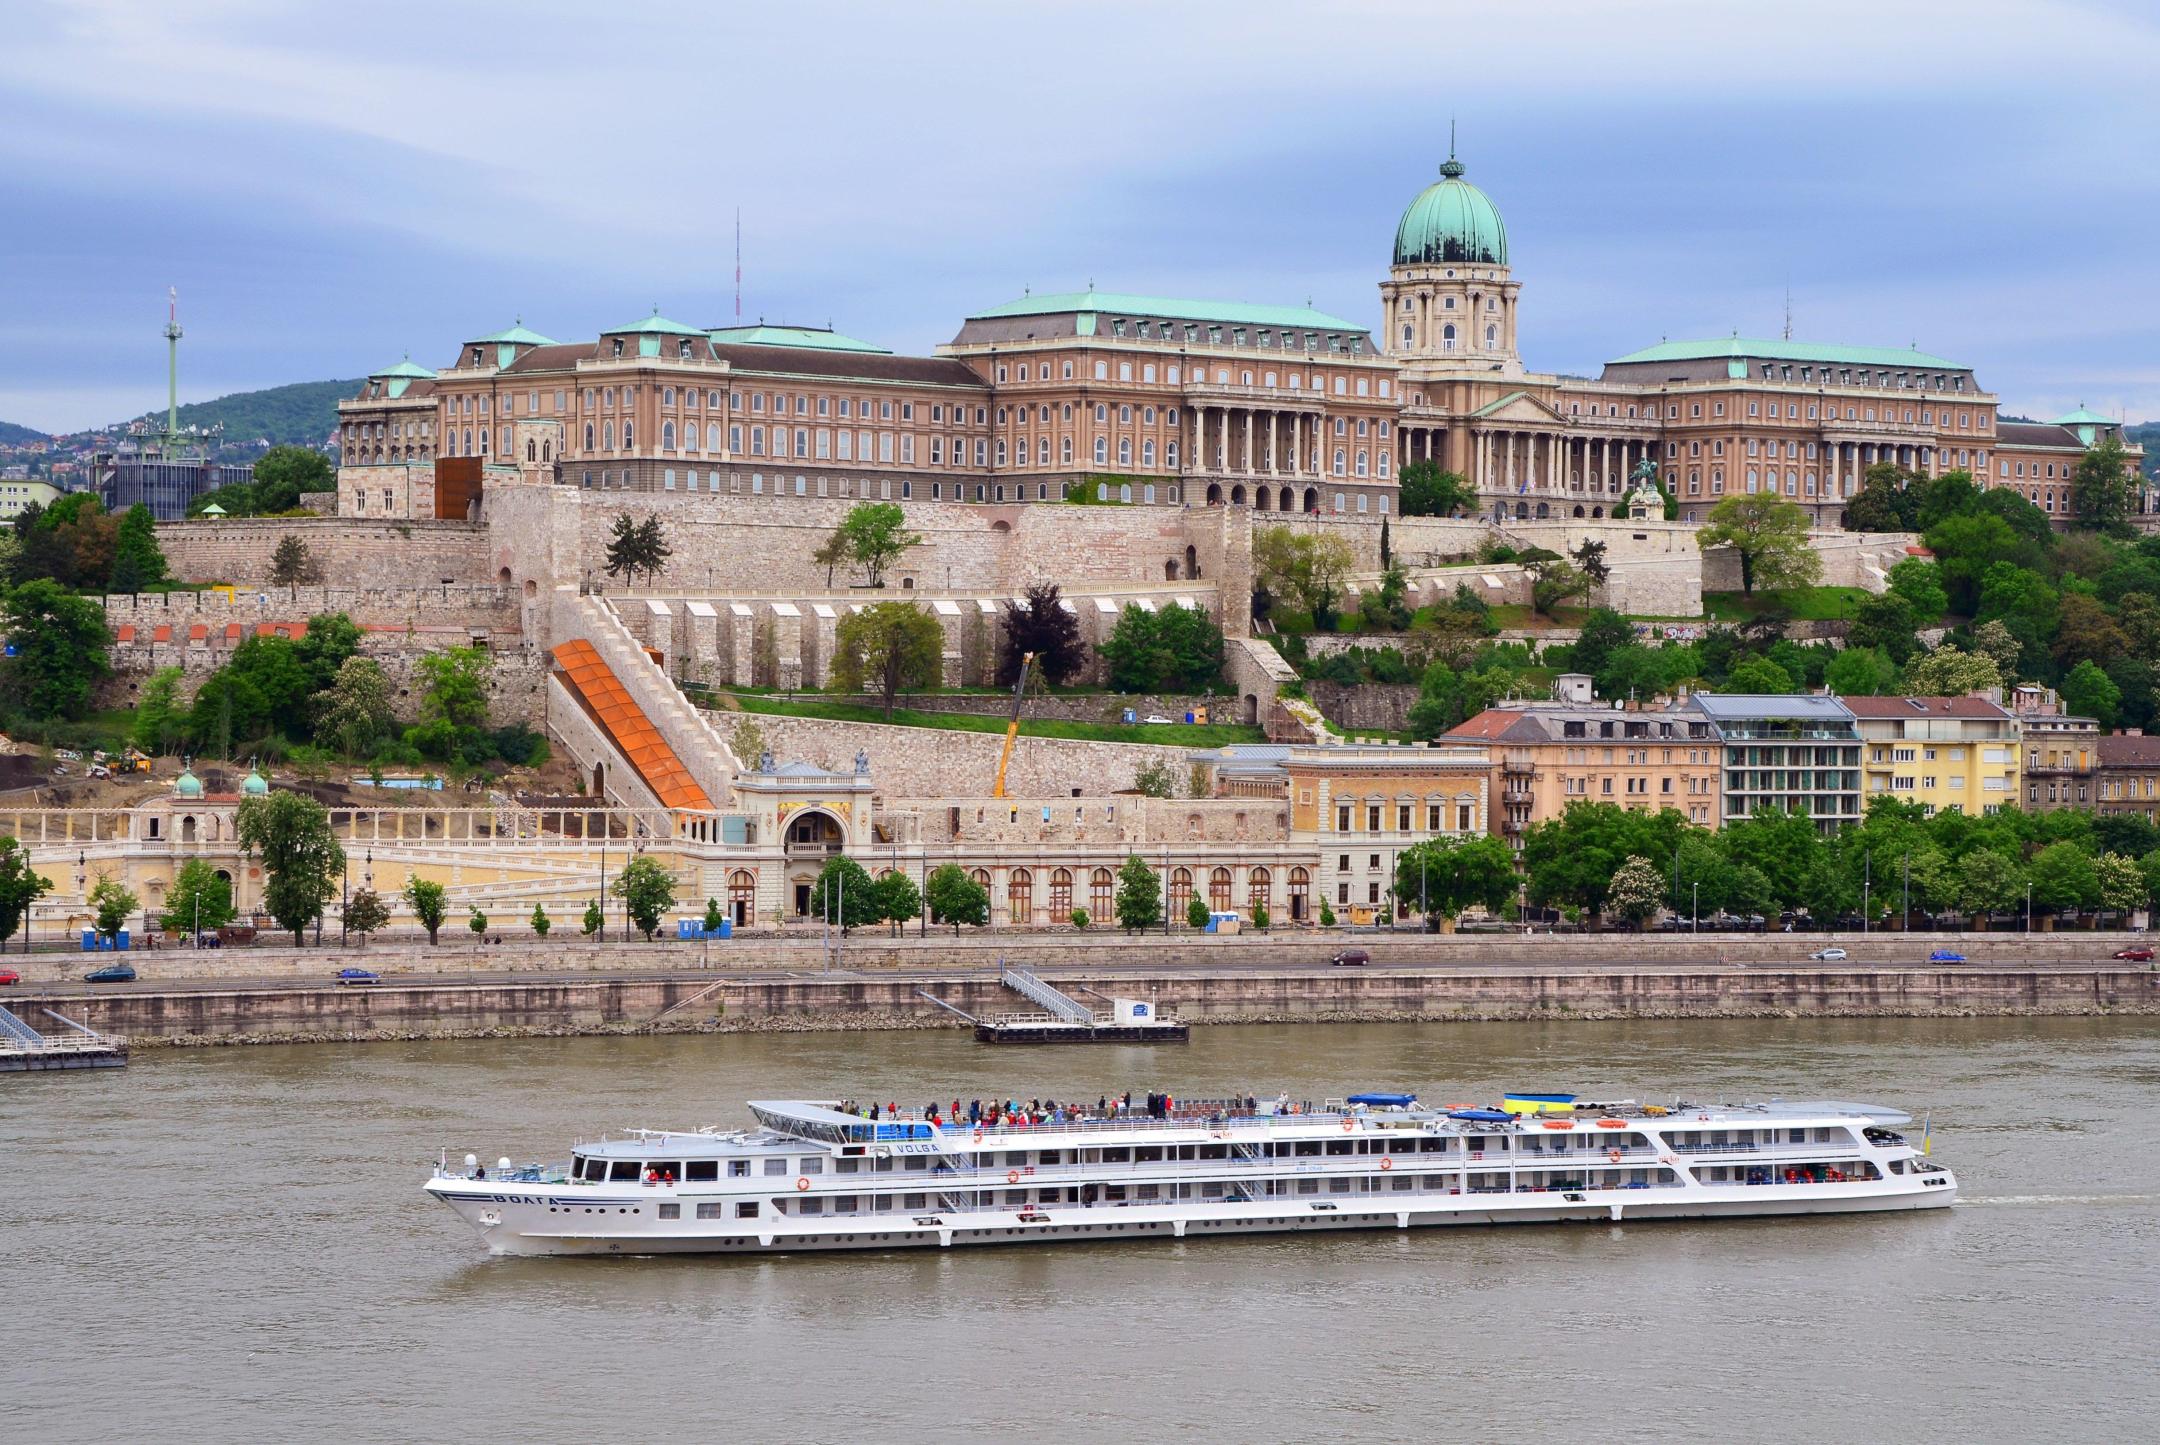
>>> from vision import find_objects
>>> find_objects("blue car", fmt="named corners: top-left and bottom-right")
top-left (1928, 949), bottom-right (1966, 964)
top-left (83, 963), bottom-right (137, 983)
top-left (335, 968), bottom-right (380, 986)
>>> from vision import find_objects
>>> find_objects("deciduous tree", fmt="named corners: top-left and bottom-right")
top-left (1397, 460), bottom-right (1472, 518)
top-left (0, 579), bottom-right (111, 721)
top-left (831, 602), bottom-right (943, 718)
top-left (160, 858), bottom-right (235, 937)
top-left (344, 889), bottom-right (390, 944)
top-left (1606, 855), bottom-right (1665, 930)
top-left (1696, 494), bottom-right (1822, 594)
top-left (808, 854), bottom-right (878, 934)
top-left (1114, 853), bottom-right (1162, 932)
top-left (924, 862), bottom-right (989, 934)
top-left (1394, 835), bottom-right (1516, 927)
top-left (236, 790), bottom-right (346, 945)
top-left (999, 581), bottom-right (1086, 686)
top-left (0, 837), bottom-right (49, 953)
top-left (611, 855), bottom-right (678, 940)
top-left (403, 877), bottom-right (448, 945)
top-left (835, 502), bottom-right (921, 587)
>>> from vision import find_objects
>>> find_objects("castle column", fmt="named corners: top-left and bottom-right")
top-left (1241, 408), bottom-right (1254, 474)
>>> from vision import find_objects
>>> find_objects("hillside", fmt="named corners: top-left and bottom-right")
top-left (2130, 422), bottom-right (2160, 478)
top-left (0, 419), bottom-right (49, 446)
top-left (123, 377), bottom-right (362, 448)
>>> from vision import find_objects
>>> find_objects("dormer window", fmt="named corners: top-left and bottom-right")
top-left (612, 338), bottom-right (624, 358)
top-left (679, 339), bottom-right (693, 358)
top-left (471, 347), bottom-right (484, 366)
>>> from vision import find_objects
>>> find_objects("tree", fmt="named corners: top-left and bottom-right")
top-left (1185, 893), bottom-right (1211, 930)
top-left (1926, 513), bottom-right (2035, 614)
top-left (703, 896), bottom-right (726, 933)
top-left (1570, 538), bottom-right (1610, 586)
top-left (2070, 438), bottom-right (2134, 531)
top-left (1359, 564), bottom-right (1414, 631)
top-left (603, 512), bottom-right (672, 586)
top-left (1069, 906), bottom-right (1090, 929)
top-left (1526, 556), bottom-right (1593, 619)
top-left (1843, 470), bottom-right (1918, 533)
top-left (1958, 848), bottom-right (2025, 923)
top-left (1568, 608), bottom-right (1635, 679)
top-left (1723, 656), bottom-right (1795, 694)
top-left (130, 667), bottom-right (190, 756)
top-left (0, 837), bottom-right (49, 953)
top-left (835, 502), bottom-right (922, 587)
top-left (581, 898), bottom-right (604, 938)
top-left (1517, 802), bottom-right (1690, 923)
top-left (1249, 903), bottom-right (1270, 931)
top-left (294, 611), bottom-right (362, 689)
top-left (1844, 594), bottom-right (1919, 665)
top-left (313, 656), bottom-right (395, 757)
top-left (468, 906), bottom-right (488, 937)
top-left (1970, 619), bottom-right (2025, 680)
top-left (417, 645), bottom-right (492, 730)
top-left (530, 903), bottom-right (552, 938)
top-left (0, 579), bottom-right (112, 721)
top-left (1394, 835), bottom-right (1516, 927)
top-left (269, 534), bottom-right (323, 588)
top-left (2095, 852), bottom-right (2146, 926)
top-left (83, 874), bottom-right (135, 944)
top-left (1252, 526), bottom-right (1356, 627)
top-left (1885, 559), bottom-right (1948, 621)
top-left (924, 863), bottom-right (988, 934)
top-left (1697, 494), bottom-right (1822, 594)
top-left (2062, 658), bottom-right (2122, 728)
top-left (808, 854), bottom-right (878, 934)
top-left (1606, 855), bottom-right (1665, 930)
top-left (871, 870), bottom-right (922, 935)
top-left (253, 445), bottom-right (335, 500)
top-left (1132, 758), bottom-right (1180, 798)
top-left (830, 602), bottom-right (943, 718)
top-left (344, 889), bottom-right (390, 944)
top-left (186, 668), bottom-right (269, 757)
top-left (403, 877), bottom-right (448, 945)
top-left (2053, 593), bottom-right (2130, 671)
top-left (1378, 516), bottom-right (1391, 569)
top-left (1100, 602), bottom-right (1224, 692)
top-left (999, 581), bottom-right (1086, 685)
top-left (1319, 899), bottom-right (1337, 926)
top-left (234, 790), bottom-right (345, 945)
top-left (109, 503), bottom-right (168, 592)
top-left (1114, 853), bottom-right (1162, 932)
top-left (2027, 841), bottom-right (2097, 917)
top-left (1397, 460), bottom-right (1472, 518)
top-left (1825, 646), bottom-right (1901, 696)
top-left (811, 529), bottom-right (850, 588)
top-left (160, 858), bottom-right (235, 937)
top-left (1902, 646), bottom-right (2001, 697)
top-left (611, 855), bottom-right (678, 940)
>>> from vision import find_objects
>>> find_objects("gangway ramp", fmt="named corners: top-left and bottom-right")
top-left (999, 966), bottom-right (1094, 1024)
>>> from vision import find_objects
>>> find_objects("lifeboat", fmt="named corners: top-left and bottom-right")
top-left (1540, 1120), bottom-right (1575, 1131)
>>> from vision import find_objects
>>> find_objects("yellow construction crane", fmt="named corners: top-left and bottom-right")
top-left (992, 651), bottom-right (1035, 798)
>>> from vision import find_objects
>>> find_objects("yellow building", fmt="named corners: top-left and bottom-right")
top-left (1842, 695), bottom-right (2020, 817)
top-left (0, 478), bottom-right (62, 519)
top-left (1279, 742), bottom-right (1492, 922)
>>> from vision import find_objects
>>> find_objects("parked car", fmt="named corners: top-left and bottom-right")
top-left (83, 963), bottom-right (137, 983)
top-left (335, 968), bottom-right (381, 986)
top-left (2112, 947), bottom-right (2154, 962)
top-left (1928, 949), bottom-right (1966, 965)
top-left (0, 968), bottom-right (19, 986)
top-left (1809, 947), bottom-right (1848, 962)
top-left (1141, 714), bottom-right (1175, 726)
top-left (1330, 948), bottom-right (1370, 967)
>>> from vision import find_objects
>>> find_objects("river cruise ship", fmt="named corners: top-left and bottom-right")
top-left (425, 1090), bottom-right (1956, 1256)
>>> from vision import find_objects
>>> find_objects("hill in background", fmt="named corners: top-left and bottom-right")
top-left (0, 419), bottom-right (50, 446)
top-left (125, 378), bottom-right (362, 448)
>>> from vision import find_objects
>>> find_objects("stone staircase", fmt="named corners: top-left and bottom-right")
top-left (552, 593), bottom-right (743, 810)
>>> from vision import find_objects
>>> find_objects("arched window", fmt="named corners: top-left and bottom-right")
top-left (728, 869), bottom-right (756, 926)
top-left (584, 423), bottom-right (595, 450)
top-left (1442, 323), bottom-right (1456, 351)
top-left (1090, 867), bottom-right (1114, 920)
top-left (1249, 866), bottom-right (1272, 907)
top-left (1008, 867), bottom-right (1032, 924)
top-left (526, 438), bottom-right (536, 461)
top-left (1093, 437), bottom-right (1107, 466)
top-left (707, 422), bottom-right (721, 451)
top-left (1049, 868), bottom-right (1073, 918)
top-left (1402, 323), bottom-right (1413, 344)
top-left (1209, 867), bottom-right (1232, 911)
top-left (602, 420), bottom-right (614, 448)
top-left (1486, 325), bottom-right (1497, 347)
top-left (623, 421), bottom-right (634, 449)
top-left (1168, 867), bottom-right (1193, 917)
top-left (1289, 866), bottom-right (1311, 920)
top-left (662, 421), bottom-right (675, 450)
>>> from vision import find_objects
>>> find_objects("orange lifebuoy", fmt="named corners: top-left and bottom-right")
top-left (1597, 1119), bottom-right (1627, 1129)
top-left (973, 1128), bottom-right (984, 1143)
top-left (1608, 1148), bottom-right (1623, 1163)
top-left (1541, 1120), bottom-right (1574, 1131)
top-left (1007, 1169), bottom-right (1021, 1184)
top-left (794, 1177), bottom-right (810, 1192)
top-left (1342, 1119), bottom-right (1355, 1132)
top-left (1379, 1156), bottom-right (1394, 1171)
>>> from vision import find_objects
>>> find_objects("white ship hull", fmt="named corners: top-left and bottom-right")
top-left (427, 1173), bottom-right (1956, 1258)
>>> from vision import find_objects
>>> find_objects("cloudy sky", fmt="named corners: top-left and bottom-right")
top-left (3, 0), bottom-right (2155, 433)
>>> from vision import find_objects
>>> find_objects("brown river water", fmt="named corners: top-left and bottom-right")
top-left (5, 1017), bottom-right (2157, 1443)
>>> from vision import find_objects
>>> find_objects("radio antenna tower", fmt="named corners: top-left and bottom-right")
top-left (164, 287), bottom-right (183, 459)
top-left (1782, 281), bottom-right (1793, 342)
top-left (734, 210), bottom-right (742, 324)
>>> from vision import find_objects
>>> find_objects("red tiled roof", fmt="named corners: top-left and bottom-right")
top-left (2097, 733), bottom-right (2160, 767)
top-left (1445, 708), bottom-right (1540, 742)
top-left (187, 624), bottom-right (208, 642)
top-left (115, 624), bottom-right (136, 643)
top-left (224, 623), bottom-right (243, 641)
top-left (550, 639), bottom-right (713, 812)
top-left (152, 624), bottom-right (172, 642)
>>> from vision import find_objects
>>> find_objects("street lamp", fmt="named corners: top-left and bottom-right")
top-left (1692, 881), bottom-right (1699, 934)
top-left (2026, 882), bottom-right (2033, 934)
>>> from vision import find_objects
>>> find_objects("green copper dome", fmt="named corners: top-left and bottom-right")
top-left (241, 767), bottom-right (269, 796)
top-left (1393, 154), bottom-right (1508, 267)
top-left (173, 768), bottom-right (203, 799)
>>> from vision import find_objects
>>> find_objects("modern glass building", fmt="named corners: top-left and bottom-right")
top-left (1687, 694), bottom-right (1862, 835)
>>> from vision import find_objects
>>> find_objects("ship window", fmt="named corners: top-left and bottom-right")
top-left (833, 1196), bottom-right (858, 1212)
top-left (799, 1157), bottom-right (824, 1174)
top-left (1037, 1151), bottom-right (1063, 1166)
top-left (1294, 1141), bottom-right (1321, 1157)
top-left (609, 1161), bottom-right (641, 1181)
top-left (1391, 1176), bottom-right (1415, 1191)
top-left (1328, 1178), bottom-right (1351, 1193)
top-left (762, 1158), bottom-right (788, 1176)
top-left (1198, 1144), bottom-right (1228, 1160)
top-left (658, 1203), bottom-right (681, 1220)
top-left (903, 1193), bottom-right (928, 1210)
top-left (729, 1160), bottom-right (750, 1177)
top-left (902, 1156), bottom-right (928, 1171)
top-left (649, 1161), bottom-right (682, 1179)
top-left (1297, 1179), bottom-right (1318, 1194)
top-left (799, 1199), bottom-right (823, 1216)
top-left (696, 1202), bottom-right (724, 1219)
top-left (684, 1160), bottom-right (718, 1182)
top-left (1325, 1139), bottom-right (1352, 1155)
top-left (834, 1158), bottom-right (860, 1174)
top-left (1789, 1128), bottom-right (1805, 1143)
top-left (735, 1202), bottom-right (758, 1219)
top-left (1134, 1146), bottom-right (1164, 1162)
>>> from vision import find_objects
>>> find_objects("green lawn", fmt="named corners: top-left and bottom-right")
top-left (712, 692), bottom-right (1264, 747)
top-left (1703, 586), bottom-right (1874, 622)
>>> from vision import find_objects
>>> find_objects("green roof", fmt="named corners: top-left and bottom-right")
top-left (1393, 155), bottom-right (1508, 267)
top-left (1606, 337), bottom-right (1964, 370)
top-left (2050, 406), bottom-right (2114, 426)
top-left (707, 324), bottom-right (890, 354)
top-left (468, 321), bottom-right (555, 346)
top-left (609, 309), bottom-right (705, 336)
top-left (372, 358), bottom-right (434, 380)
top-left (969, 290), bottom-right (1363, 333)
